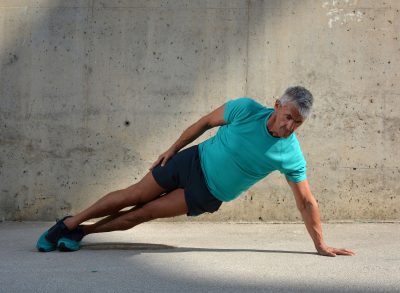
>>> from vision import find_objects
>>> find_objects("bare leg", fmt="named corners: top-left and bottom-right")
top-left (79, 204), bottom-right (144, 234)
top-left (63, 172), bottom-right (167, 230)
top-left (82, 188), bottom-right (187, 235)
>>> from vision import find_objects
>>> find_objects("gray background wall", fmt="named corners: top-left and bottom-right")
top-left (0, 0), bottom-right (399, 222)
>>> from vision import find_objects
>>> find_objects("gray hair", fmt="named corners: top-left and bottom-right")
top-left (278, 86), bottom-right (314, 118)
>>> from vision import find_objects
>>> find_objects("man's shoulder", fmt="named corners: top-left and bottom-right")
top-left (230, 97), bottom-right (269, 112)
top-left (231, 96), bottom-right (256, 106)
top-left (224, 97), bottom-right (270, 124)
top-left (234, 96), bottom-right (262, 105)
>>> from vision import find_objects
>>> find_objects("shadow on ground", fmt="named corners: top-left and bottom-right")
top-left (81, 242), bottom-right (317, 256)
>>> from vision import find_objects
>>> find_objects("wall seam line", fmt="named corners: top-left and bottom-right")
top-left (244, 0), bottom-right (250, 96)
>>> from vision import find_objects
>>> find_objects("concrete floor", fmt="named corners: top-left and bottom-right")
top-left (0, 221), bottom-right (399, 292)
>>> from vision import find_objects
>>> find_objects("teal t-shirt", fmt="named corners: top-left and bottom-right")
top-left (198, 97), bottom-right (307, 202)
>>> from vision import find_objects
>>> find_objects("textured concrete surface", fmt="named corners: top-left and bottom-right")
top-left (0, 0), bottom-right (399, 221)
top-left (0, 221), bottom-right (399, 292)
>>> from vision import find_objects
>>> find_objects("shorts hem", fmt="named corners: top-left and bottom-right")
top-left (151, 169), bottom-right (170, 191)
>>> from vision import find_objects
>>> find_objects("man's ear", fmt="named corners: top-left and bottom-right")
top-left (274, 100), bottom-right (280, 111)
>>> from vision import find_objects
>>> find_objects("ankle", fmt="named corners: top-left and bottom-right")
top-left (63, 217), bottom-right (77, 231)
top-left (81, 225), bottom-right (90, 236)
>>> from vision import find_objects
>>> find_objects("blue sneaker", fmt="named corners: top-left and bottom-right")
top-left (57, 225), bottom-right (85, 252)
top-left (36, 216), bottom-right (72, 252)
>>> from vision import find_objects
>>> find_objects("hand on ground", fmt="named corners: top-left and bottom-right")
top-left (316, 243), bottom-right (356, 257)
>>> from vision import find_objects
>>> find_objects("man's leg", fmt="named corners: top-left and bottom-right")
top-left (77, 204), bottom-right (142, 233)
top-left (82, 188), bottom-right (187, 234)
top-left (63, 171), bottom-right (167, 230)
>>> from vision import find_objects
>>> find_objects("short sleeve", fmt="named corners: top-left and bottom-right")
top-left (224, 97), bottom-right (258, 124)
top-left (284, 162), bottom-right (307, 183)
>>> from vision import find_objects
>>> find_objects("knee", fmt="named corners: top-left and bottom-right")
top-left (122, 185), bottom-right (146, 205)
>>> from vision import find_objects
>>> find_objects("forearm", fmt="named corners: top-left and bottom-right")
top-left (299, 200), bottom-right (324, 248)
top-left (169, 120), bottom-right (210, 152)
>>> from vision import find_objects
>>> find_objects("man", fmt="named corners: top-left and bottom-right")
top-left (37, 86), bottom-right (355, 257)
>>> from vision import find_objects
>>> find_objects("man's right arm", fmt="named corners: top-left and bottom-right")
top-left (149, 104), bottom-right (225, 169)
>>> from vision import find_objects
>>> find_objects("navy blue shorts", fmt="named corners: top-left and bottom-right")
top-left (151, 145), bottom-right (222, 217)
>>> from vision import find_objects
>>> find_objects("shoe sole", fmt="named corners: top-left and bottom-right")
top-left (58, 239), bottom-right (81, 252)
top-left (58, 242), bottom-right (75, 252)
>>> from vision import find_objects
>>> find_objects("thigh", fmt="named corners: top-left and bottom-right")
top-left (140, 188), bottom-right (188, 219)
top-left (124, 171), bottom-right (168, 204)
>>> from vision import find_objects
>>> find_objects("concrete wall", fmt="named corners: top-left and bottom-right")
top-left (0, 0), bottom-right (399, 222)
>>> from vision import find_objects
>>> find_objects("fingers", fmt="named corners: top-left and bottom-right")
top-left (319, 251), bottom-right (336, 257)
top-left (149, 149), bottom-right (177, 170)
top-left (318, 247), bottom-right (356, 257)
top-left (149, 157), bottom-right (162, 171)
top-left (161, 156), bottom-right (167, 166)
top-left (149, 155), bottom-right (171, 170)
top-left (334, 248), bottom-right (356, 256)
top-left (161, 156), bottom-right (172, 167)
top-left (317, 244), bottom-right (356, 257)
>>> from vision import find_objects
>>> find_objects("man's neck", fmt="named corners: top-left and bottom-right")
top-left (266, 112), bottom-right (279, 137)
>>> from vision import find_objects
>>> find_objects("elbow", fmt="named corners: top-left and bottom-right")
top-left (197, 118), bottom-right (213, 130)
top-left (297, 199), bottom-right (318, 212)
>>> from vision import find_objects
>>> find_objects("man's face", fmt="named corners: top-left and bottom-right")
top-left (273, 101), bottom-right (305, 138)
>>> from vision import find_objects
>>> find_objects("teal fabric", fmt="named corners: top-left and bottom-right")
top-left (198, 97), bottom-right (307, 202)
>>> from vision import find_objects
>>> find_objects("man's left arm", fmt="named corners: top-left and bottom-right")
top-left (286, 178), bottom-right (356, 257)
